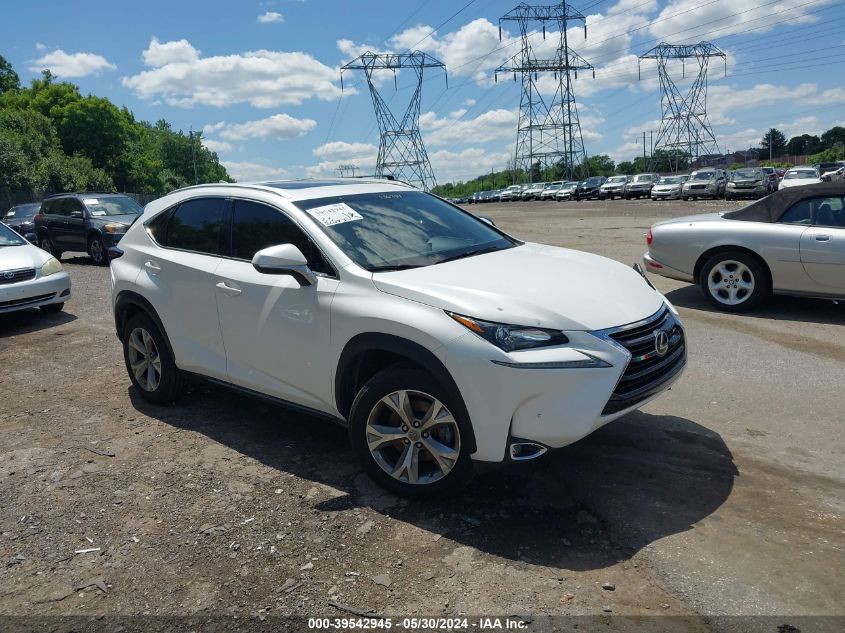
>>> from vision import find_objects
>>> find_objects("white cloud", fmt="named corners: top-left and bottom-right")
top-left (202, 121), bottom-right (227, 135)
top-left (307, 141), bottom-right (379, 178)
top-left (29, 49), bottom-right (116, 77)
top-left (420, 108), bottom-right (518, 146)
top-left (429, 147), bottom-right (512, 183)
top-left (202, 139), bottom-right (233, 154)
top-left (257, 11), bottom-right (284, 24)
top-left (35, 42), bottom-right (46, 51)
top-left (313, 141), bottom-right (378, 161)
top-left (216, 114), bottom-right (317, 141)
top-left (223, 160), bottom-right (291, 182)
top-left (124, 37), bottom-right (346, 108)
top-left (648, 0), bottom-right (834, 42)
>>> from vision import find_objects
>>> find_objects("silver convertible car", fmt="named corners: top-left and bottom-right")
top-left (643, 182), bottom-right (845, 311)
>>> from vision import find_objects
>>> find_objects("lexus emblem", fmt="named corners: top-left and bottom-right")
top-left (653, 330), bottom-right (670, 357)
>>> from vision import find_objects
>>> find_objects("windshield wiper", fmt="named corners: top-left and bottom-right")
top-left (369, 264), bottom-right (423, 272)
top-left (437, 244), bottom-right (504, 264)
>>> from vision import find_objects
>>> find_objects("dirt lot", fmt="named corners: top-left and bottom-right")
top-left (1, 198), bottom-right (843, 631)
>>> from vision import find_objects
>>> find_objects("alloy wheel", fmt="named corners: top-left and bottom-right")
top-left (90, 238), bottom-right (105, 264)
top-left (707, 260), bottom-right (755, 306)
top-left (127, 327), bottom-right (162, 392)
top-left (365, 390), bottom-right (461, 485)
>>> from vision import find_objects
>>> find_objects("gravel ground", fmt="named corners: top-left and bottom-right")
top-left (0, 198), bottom-right (843, 631)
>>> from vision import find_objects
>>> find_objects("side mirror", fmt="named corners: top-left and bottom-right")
top-left (252, 244), bottom-right (316, 286)
top-left (70, 211), bottom-right (83, 219)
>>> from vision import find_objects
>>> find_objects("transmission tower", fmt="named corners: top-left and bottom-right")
top-left (638, 42), bottom-right (727, 171)
top-left (495, 2), bottom-right (594, 181)
top-left (341, 52), bottom-right (446, 191)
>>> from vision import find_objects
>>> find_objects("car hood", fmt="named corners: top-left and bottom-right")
top-left (652, 183), bottom-right (681, 190)
top-left (0, 243), bottom-right (51, 270)
top-left (653, 212), bottom-right (726, 228)
top-left (371, 242), bottom-right (664, 332)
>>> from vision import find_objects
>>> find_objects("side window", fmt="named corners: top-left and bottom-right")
top-left (52, 199), bottom-right (71, 217)
top-left (166, 198), bottom-right (226, 255)
top-left (146, 208), bottom-right (174, 244)
top-left (67, 199), bottom-right (85, 217)
top-left (813, 196), bottom-right (845, 228)
top-left (230, 200), bottom-right (333, 275)
top-left (779, 200), bottom-right (812, 225)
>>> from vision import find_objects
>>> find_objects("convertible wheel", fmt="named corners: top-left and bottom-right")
top-left (349, 364), bottom-right (474, 498)
top-left (700, 251), bottom-right (768, 312)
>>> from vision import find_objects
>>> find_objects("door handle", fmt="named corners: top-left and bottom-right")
top-left (144, 261), bottom-right (161, 274)
top-left (215, 281), bottom-right (242, 297)
top-left (815, 235), bottom-right (831, 242)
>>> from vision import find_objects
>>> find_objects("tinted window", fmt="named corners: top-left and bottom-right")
top-left (45, 198), bottom-right (70, 216)
top-left (67, 198), bottom-right (85, 216)
top-left (780, 200), bottom-right (812, 225)
top-left (813, 196), bottom-right (845, 228)
top-left (230, 200), bottom-right (333, 275)
top-left (166, 198), bottom-right (226, 254)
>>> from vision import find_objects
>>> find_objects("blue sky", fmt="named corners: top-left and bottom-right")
top-left (5, 0), bottom-right (845, 183)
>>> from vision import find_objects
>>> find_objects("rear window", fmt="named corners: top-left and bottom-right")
top-left (161, 198), bottom-right (227, 255)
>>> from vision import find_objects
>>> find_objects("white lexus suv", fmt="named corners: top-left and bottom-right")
top-left (111, 179), bottom-right (686, 497)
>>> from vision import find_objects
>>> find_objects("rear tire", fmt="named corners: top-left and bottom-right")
top-left (122, 312), bottom-right (187, 404)
top-left (699, 251), bottom-right (769, 312)
top-left (348, 363), bottom-right (475, 499)
top-left (38, 234), bottom-right (62, 259)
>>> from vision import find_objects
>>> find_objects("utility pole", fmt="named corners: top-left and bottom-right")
top-left (769, 130), bottom-right (773, 161)
top-left (340, 52), bottom-right (446, 191)
top-left (189, 126), bottom-right (198, 185)
top-left (495, 1), bottom-right (594, 181)
top-left (639, 42), bottom-right (727, 172)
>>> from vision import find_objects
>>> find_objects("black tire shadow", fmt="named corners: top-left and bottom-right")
top-left (666, 285), bottom-right (844, 326)
top-left (130, 382), bottom-right (736, 572)
top-left (0, 309), bottom-right (77, 338)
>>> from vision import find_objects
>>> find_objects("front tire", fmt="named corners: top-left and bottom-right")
top-left (88, 234), bottom-right (108, 266)
top-left (39, 234), bottom-right (62, 259)
top-left (699, 251), bottom-right (769, 312)
top-left (122, 312), bottom-right (187, 403)
top-left (348, 364), bottom-right (475, 498)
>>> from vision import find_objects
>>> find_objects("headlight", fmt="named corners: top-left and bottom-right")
top-left (104, 223), bottom-right (127, 234)
top-left (727, 182), bottom-right (736, 188)
top-left (447, 312), bottom-right (569, 352)
top-left (41, 257), bottom-right (63, 277)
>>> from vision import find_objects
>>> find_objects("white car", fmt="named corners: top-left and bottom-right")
top-left (555, 182), bottom-right (577, 200)
top-left (539, 181), bottom-right (563, 200)
top-left (599, 175), bottom-right (630, 200)
top-left (110, 180), bottom-right (686, 497)
top-left (779, 166), bottom-right (822, 189)
top-left (821, 166), bottom-right (844, 182)
top-left (651, 176), bottom-right (686, 200)
top-left (0, 222), bottom-right (71, 315)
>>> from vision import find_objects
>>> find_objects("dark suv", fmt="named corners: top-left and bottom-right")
top-left (573, 176), bottom-right (607, 200)
top-left (2, 202), bottom-right (41, 240)
top-left (34, 193), bottom-right (144, 265)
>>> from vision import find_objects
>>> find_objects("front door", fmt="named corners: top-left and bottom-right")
top-left (214, 199), bottom-right (338, 412)
top-left (800, 195), bottom-right (845, 292)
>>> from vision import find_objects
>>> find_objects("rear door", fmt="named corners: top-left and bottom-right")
top-left (214, 199), bottom-right (338, 411)
top-left (64, 198), bottom-right (87, 251)
top-left (134, 197), bottom-right (229, 378)
top-left (799, 195), bottom-right (845, 292)
top-left (45, 198), bottom-right (71, 249)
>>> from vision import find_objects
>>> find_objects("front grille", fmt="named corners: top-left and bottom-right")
top-left (0, 292), bottom-right (55, 309)
top-left (0, 268), bottom-right (36, 285)
top-left (601, 308), bottom-right (686, 415)
top-left (689, 184), bottom-right (706, 189)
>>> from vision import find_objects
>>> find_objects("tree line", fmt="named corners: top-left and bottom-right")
top-left (433, 125), bottom-right (845, 198)
top-left (0, 56), bottom-right (231, 199)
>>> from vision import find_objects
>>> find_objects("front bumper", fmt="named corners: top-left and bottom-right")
top-left (726, 186), bottom-right (766, 198)
top-left (651, 188), bottom-right (681, 199)
top-left (0, 271), bottom-right (71, 313)
top-left (441, 307), bottom-right (686, 462)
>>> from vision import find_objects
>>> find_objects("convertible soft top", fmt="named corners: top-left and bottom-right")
top-left (723, 181), bottom-right (845, 223)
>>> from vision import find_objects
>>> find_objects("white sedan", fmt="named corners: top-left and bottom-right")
top-left (779, 166), bottom-right (822, 189)
top-left (0, 222), bottom-right (71, 315)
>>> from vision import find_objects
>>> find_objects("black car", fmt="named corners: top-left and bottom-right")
top-left (1, 202), bottom-right (41, 240)
top-left (34, 193), bottom-right (144, 265)
top-left (573, 177), bottom-right (607, 201)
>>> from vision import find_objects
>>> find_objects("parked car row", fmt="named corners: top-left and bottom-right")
top-left (461, 165), bottom-right (832, 205)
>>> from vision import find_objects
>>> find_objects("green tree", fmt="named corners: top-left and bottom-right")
top-left (0, 56), bottom-right (20, 95)
top-left (820, 126), bottom-right (845, 149)
top-left (760, 128), bottom-right (787, 159)
top-left (616, 160), bottom-right (635, 175)
top-left (583, 154), bottom-right (615, 176)
top-left (786, 134), bottom-right (821, 156)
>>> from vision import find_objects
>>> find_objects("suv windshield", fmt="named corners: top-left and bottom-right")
top-left (3, 203), bottom-right (40, 220)
top-left (294, 191), bottom-right (517, 271)
top-left (660, 176), bottom-right (684, 184)
top-left (607, 176), bottom-right (627, 183)
top-left (733, 169), bottom-right (762, 180)
top-left (633, 175), bottom-right (652, 183)
top-left (0, 223), bottom-right (26, 246)
top-left (691, 171), bottom-right (715, 181)
top-left (785, 169), bottom-right (818, 180)
top-left (83, 195), bottom-right (143, 217)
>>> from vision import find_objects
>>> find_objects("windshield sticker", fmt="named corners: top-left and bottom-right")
top-left (83, 198), bottom-right (99, 205)
top-left (307, 202), bottom-right (363, 227)
top-left (90, 210), bottom-right (106, 216)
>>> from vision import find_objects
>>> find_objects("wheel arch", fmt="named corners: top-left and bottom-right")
top-left (693, 245), bottom-right (772, 288)
top-left (113, 291), bottom-right (175, 362)
top-left (335, 333), bottom-right (477, 453)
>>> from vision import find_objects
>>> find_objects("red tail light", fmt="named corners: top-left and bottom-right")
top-left (646, 228), bottom-right (654, 246)
top-left (33, 213), bottom-right (42, 224)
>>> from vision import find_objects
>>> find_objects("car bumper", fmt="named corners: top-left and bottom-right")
top-left (642, 252), bottom-right (694, 283)
top-left (0, 271), bottom-right (71, 313)
top-left (726, 187), bottom-right (766, 198)
top-left (441, 309), bottom-right (686, 463)
top-left (651, 189), bottom-right (681, 199)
